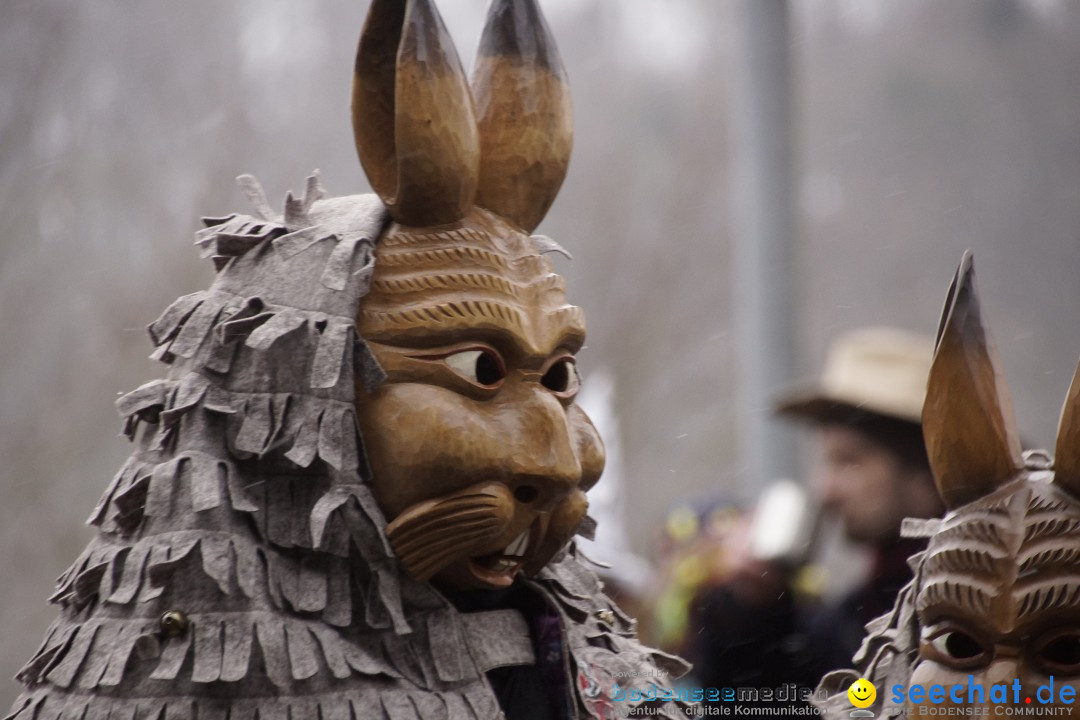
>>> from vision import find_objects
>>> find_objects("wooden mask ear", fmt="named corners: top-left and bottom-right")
top-left (1053, 361), bottom-right (1080, 498)
top-left (471, 0), bottom-right (573, 233)
top-left (923, 251), bottom-right (1022, 509)
top-left (352, 0), bottom-right (479, 226)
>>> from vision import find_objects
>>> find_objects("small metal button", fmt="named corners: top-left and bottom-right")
top-left (596, 609), bottom-right (615, 625)
top-left (159, 610), bottom-right (189, 638)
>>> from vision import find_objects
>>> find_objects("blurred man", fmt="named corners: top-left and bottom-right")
top-left (691, 327), bottom-right (944, 700)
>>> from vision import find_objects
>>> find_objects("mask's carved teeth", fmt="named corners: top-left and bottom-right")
top-left (504, 529), bottom-right (529, 558)
top-left (466, 529), bottom-right (533, 587)
top-left (464, 521), bottom-right (545, 588)
top-left (468, 552), bottom-right (522, 587)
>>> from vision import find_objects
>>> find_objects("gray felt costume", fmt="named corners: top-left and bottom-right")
top-left (8, 175), bottom-right (694, 720)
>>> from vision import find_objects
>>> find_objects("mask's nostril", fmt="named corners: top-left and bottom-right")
top-left (514, 485), bottom-right (539, 504)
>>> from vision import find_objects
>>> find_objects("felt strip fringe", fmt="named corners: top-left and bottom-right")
top-left (6, 684), bottom-right (504, 720)
top-left (146, 290), bottom-right (366, 392)
top-left (49, 530), bottom-right (354, 623)
top-left (115, 377), bottom-right (360, 473)
top-left (16, 611), bottom-right (401, 692)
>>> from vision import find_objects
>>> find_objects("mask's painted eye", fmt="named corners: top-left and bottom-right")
top-left (924, 627), bottom-right (989, 669)
top-left (445, 348), bottom-right (506, 387)
top-left (541, 358), bottom-right (579, 395)
top-left (1035, 631), bottom-right (1080, 675)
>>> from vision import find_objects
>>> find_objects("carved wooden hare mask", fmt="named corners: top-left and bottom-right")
top-left (905, 252), bottom-right (1080, 712)
top-left (350, 0), bottom-right (605, 591)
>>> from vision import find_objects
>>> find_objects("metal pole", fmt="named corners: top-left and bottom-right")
top-left (729, 0), bottom-right (798, 491)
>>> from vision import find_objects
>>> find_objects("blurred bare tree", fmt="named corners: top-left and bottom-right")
top-left (3, 0), bottom-right (1080, 703)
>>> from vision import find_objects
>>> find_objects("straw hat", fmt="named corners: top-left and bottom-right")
top-left (775, 327), bottom-right (934, 426)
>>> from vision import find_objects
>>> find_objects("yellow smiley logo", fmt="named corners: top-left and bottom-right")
top-left (847, 678), bottom-right (876, 708)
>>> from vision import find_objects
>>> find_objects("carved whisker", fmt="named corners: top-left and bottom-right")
top-left (390, 518), bottom-right (505, 556)
top-left (390, 490), bottom-right (509, 520)
top-left (389, 504), bottom-right (504, 537)
top-left (387, 495), bottom-right (510, 540)
top-left (381, 481), bottom-right (516, 581)
top-left (402, 527), bottom-right (506, 581)
top-left (396, 527), bottom-right (502, 574)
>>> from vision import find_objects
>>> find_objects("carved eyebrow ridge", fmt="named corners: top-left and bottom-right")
top-left (917, 511), bottom-right (1011, 622)
top-left (1017, 544), bottom-right (1080, 574)
top-left (370, 270), bottom-right (566, 299)
top-left (917, 576), bottom-right (995, 617)
top-left (377, 246), bottom-right (509, 272)
top-left (922, 546), bottom-right (1006, 576)
top-left (931, 517), bottom-right (1009, 551)
top-left (1014, 577), bottom-right (1080, 619)
top-left (1024, 516), bottom-right (1080, 544)
top-left (372, 272), bottom-right (522, 297)
top-left (377, 226), bottom-right (492, 248)
top-left (1015, 489), bottom-right (1080, 579)
top-left (361, 300), bottom-right (528, 330)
